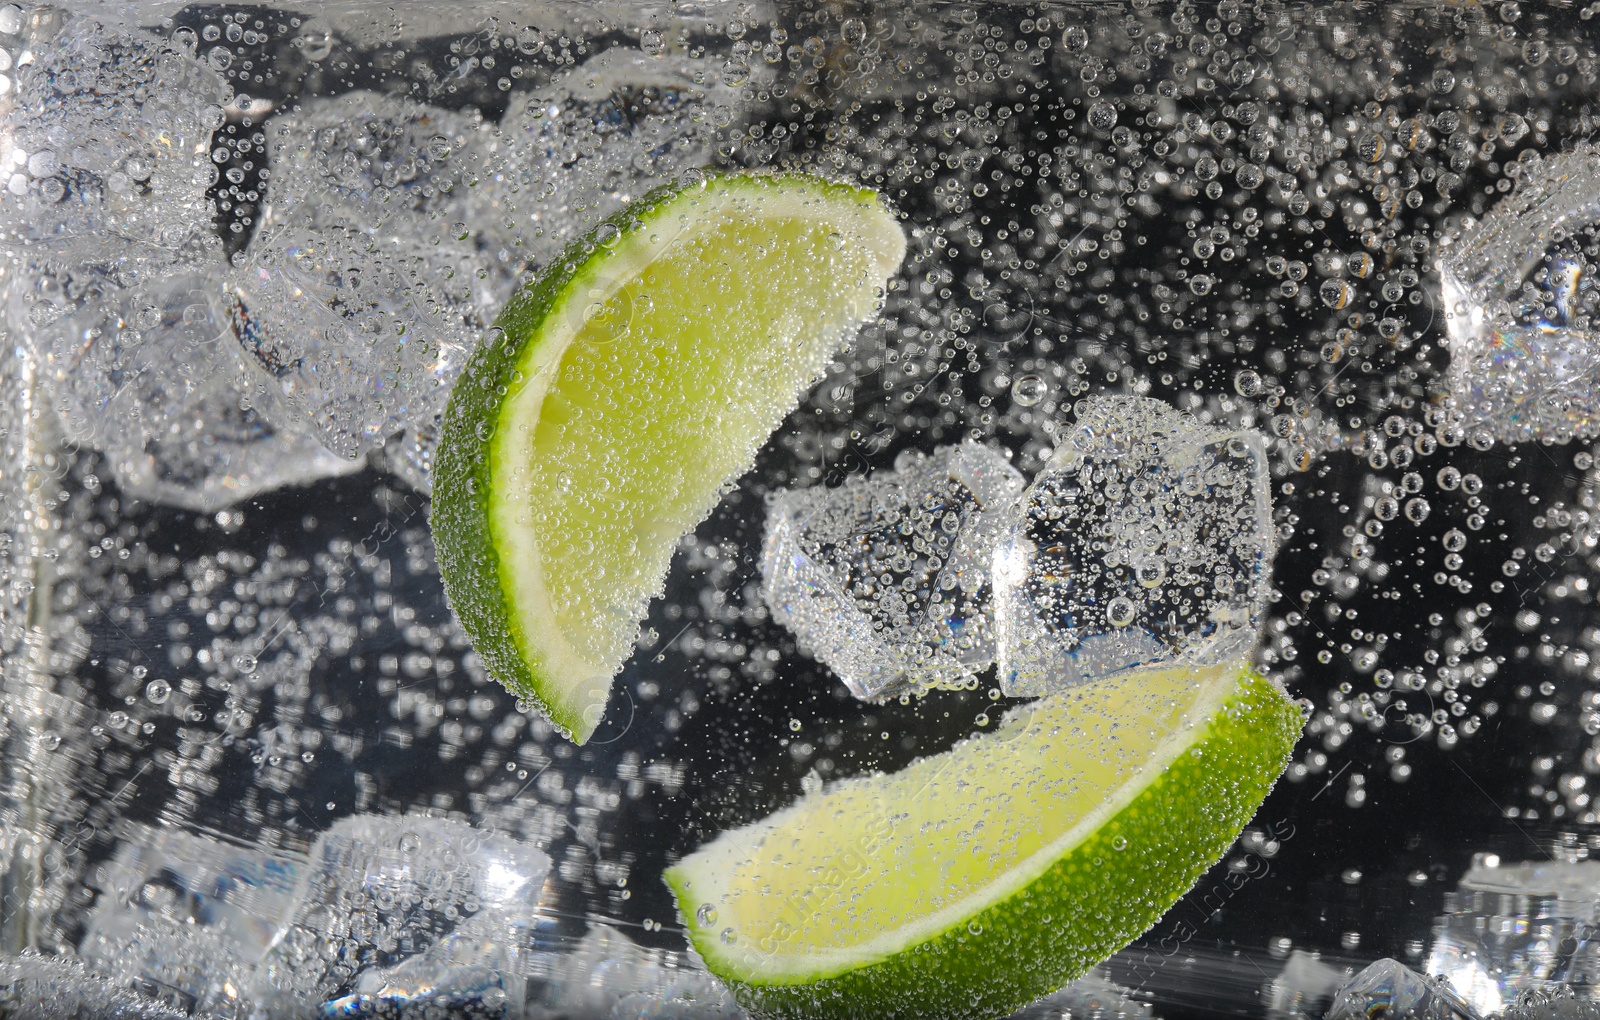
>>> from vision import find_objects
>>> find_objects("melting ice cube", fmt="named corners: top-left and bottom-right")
top-left (761, 441), bottom-right (1024, 701)
top-left (0, 15), bottom-right (226, 268)
top-left (1429, 857), bottom-right (1600, 1016)
top-left (13, 264), bottom-right (360, 511)
top-left (1326, 958), bottom-right (1482, 1020)
top-left (229, 93), bottom-right (504, 461)
top-left (993, 396), bottom-right (1273, 697)
top-left (1441, 142), bottom-right (1600, 444)
top-left (473, 49), bottom-right (743, 275)
top-left (78, 822), bottom-right (308, 1014)
top-left (77, 816), bottom-right (550, 1016)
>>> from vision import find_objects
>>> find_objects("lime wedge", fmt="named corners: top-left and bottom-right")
top-left (432, 172), bottom-right (906, 743)
top-left (665, 662), bottom-right (1303, 1020)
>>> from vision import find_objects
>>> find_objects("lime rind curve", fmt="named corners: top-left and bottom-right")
top-left (431, 170), bottom-right (905, 743)
top-left (665, 667), bottom-right (1304, 1020)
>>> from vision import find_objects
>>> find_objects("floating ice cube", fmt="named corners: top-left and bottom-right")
top-left (14, 263), bottom-right (360, 511)
top-left (1441, 143), bottom-right (1600, 444)
top-left (1326, 959), bottom-right (1482, 1020)
top-left (1429, 857), bottom-right (1600, 1015)
top-left (473, 49), bottom-right (741, 275)
top-left (259, 814), bottom-right (551, 1004)
top-left (524, 924), bottom-right (740, 1020)
top-left (227, 221), bottom-right (496, 460)
top-left (78, 816), bottom-right (549, 1016)
top-left (230, 92), bottom-right (506, 461)
top-left (317, 922), bottom-right (523, 1019)
top-left (761, 441), bottom-right (1025, 701)
top-left (0, 15), bottom-right (227, 268)
top-left (257, 90), bottom-right (493, 247)
top-left (993, 397), bottom-right (1273, 697)
top-left (78, 822), bottom-right (308, 1014)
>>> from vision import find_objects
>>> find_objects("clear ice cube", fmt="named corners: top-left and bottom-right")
top-left (0, 16), bottom-right (226, 268)
top-left (472, 49), bottom-right (742, 276)
top-left (993, 396), bottom-right (1273, 697)
top-left (523, 924), bottom-right (740, 1020)
top-left (78, 822), bottom-right (308, 1014)
top-left (77, 815), bottom-right (549, 1016)
top-left (256, 90), bottom-right (493, 247)
top-left (318, 922), bottom-right (523, 1020)
top-left (226, 221), bottom-right (496, 460)
top-left (1429, 857), bottom-right (1600, 1016)
top-left (1441, 143), bottom-right (1600, 444)
top-left (261, 814), bottom-right (550, 1003)
top-left (230, 92), bottom-right (505, 461)
top-left (1326, 959), bottom-right (1482, 1020)
top-left (761, 441), bottom-right (1024, 701)
top-left (14, 264), bottom-right (361, 511)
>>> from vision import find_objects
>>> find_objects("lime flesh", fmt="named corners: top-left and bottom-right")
top-left (431, 172), bottom-right (906, 742)
top-left (665, 662), bottom-right (1303, 1020)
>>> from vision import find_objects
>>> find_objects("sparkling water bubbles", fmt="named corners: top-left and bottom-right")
top-left (994, 397), bottom-right (1273, 697)
top-left (761, 441), bottom-right (1024, 701)
top-left (0, 13), bottom-right (227, 267)
top-left (230, 93), bottom-right (504, 462)
top-left (1326, 958), bottom-right (1482, 1020)
top-left (1441, 143), bottom-right (1600, 444)
top-left (13, 263), bottom-right (359, 510)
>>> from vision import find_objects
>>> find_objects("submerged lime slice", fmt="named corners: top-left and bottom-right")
top-left (666, 662), bottom-right (1303, 1020)
top-left (431, 172), bottom-right (906, 743)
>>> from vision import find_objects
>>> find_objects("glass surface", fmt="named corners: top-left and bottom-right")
top-left (2, 2), bottom-right (1599, 1017)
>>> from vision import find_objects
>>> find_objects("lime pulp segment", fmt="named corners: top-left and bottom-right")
top-left (665, 662), bottom-right (1303, 1020)
top-left (431, 172), bottom-right (907, 743)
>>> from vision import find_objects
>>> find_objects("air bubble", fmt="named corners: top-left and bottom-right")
top-left (1011, 374), bottom-right (1047, 406)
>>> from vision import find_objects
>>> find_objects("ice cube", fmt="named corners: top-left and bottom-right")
top-left (1326, 959), bottom-right (1482, 1020)
top-left (259, 814), bottom-right (551, 1004)
top-left (524, 924), bottom-right (740, 1020)
top-left (993, 396), bottom-right (1273, 697)
top-left (226, 221), bottom-right (496, 459)
top-left (0, 15), bottom-right (227, 268)
top-left (257, 90), bottom-right (493, 247)
top-left (232, 92), bottom-right (505, 461)
top-left (1441, 143), bottom-right (1600, 444)
top-left (473, 49), bottom-right (743, 276)
top-left (0, 954), bottom-right (192, 1020)
top-left (79, 816), bottom-right (549, 1016)
top-left (78, 822), bottom-right (308, 1014)
top-left (317, 922), bottom-right (523, 1020)
top-left (1429, 857), bottom-right (1600, 1016)
top-left (761, 441), bottom-right (1025, 701)
top-left (14, 263), bottom-right (361, 511)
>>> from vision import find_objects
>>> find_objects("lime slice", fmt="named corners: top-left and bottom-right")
top-left (665, 662), bottom-right (1303, 1020)
top-left (432, 172), bottom-right (906, 743)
